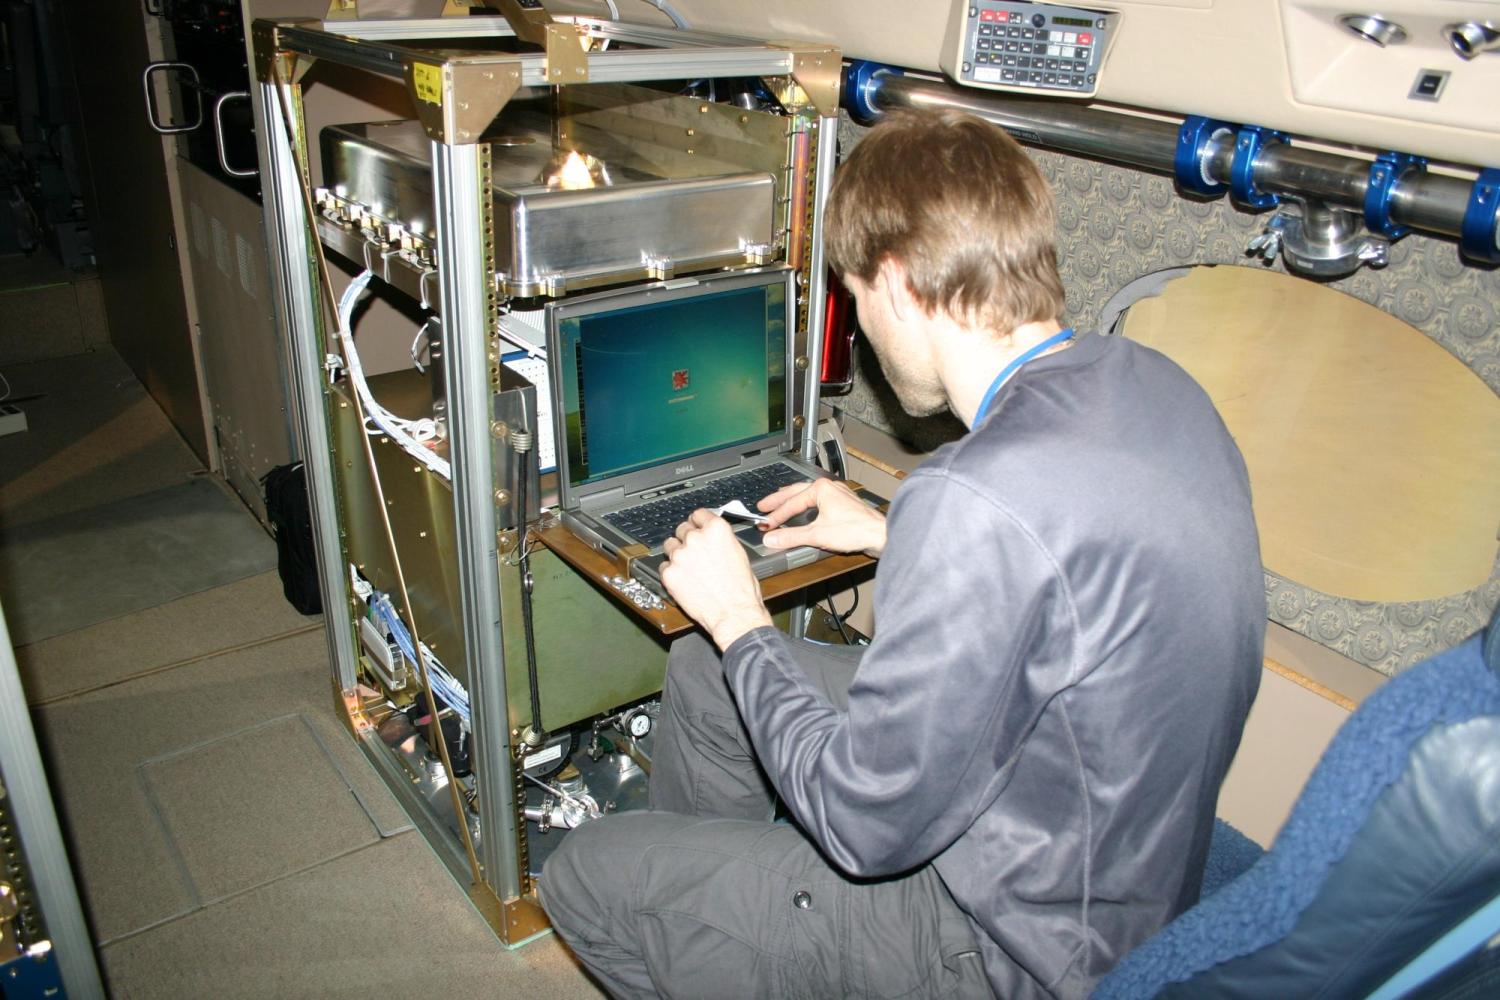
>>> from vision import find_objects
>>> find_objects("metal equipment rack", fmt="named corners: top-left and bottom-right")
top-left (251, 11), bottom-right (841, 943)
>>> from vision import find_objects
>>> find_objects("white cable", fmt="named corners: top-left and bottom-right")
top-left (410, 318), bottom-right (434, 373)
top-left (0, 369), bottom-right (10, 402)
top-left (604, 0), bottom-right (619, 20)
top-left (638, 0), bottom-right (688, 29)
top-left (337, 270), bottom-right (451, 479)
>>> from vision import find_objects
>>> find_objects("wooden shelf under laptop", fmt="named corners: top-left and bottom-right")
top-left (536, 522), bottom-right (876, 637)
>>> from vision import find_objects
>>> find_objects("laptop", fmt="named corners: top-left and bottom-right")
top-left (546, 267), bottom-right (836, 594)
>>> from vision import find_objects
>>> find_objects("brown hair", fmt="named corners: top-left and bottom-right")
top-left (824, 109), bottom-right (1065, 334)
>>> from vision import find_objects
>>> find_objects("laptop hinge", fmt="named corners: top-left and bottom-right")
top-left (581, 486), bottom-right (627, 506)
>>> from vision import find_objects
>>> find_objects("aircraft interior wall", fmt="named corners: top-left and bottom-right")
top-left (832, 115), bottom-right (1500, 676)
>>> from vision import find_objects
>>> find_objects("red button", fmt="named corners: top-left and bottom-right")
top-left (1078, 32), bottom-right (1093, 44)
top-left (980, 10), bottom-right (998, 21)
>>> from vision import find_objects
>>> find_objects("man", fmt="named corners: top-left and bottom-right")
top-left (540, 109), bottom-right (1264, 999)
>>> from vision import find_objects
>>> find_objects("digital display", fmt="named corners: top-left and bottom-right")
top-left (1052, 16), bottom-right (1094, 27)
top-left (557, 281), bottom-right (787, 487)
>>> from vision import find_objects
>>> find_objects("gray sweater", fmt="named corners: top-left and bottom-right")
top-left (723, 330), bottom-right (1264, 998)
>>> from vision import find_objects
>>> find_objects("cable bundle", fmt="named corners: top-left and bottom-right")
top-left (337, 270), bottom-right (451, 478)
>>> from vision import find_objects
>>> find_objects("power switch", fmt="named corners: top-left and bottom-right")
top-left (1409, 69), bottom-right (1449, 102)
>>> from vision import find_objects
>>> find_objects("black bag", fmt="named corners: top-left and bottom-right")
top-left (262, 462), bottom-right (323, 615)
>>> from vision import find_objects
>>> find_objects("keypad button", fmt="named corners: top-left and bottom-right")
top-left (1036, 29), bottom-right (1049, 40)
top-left (1002, 69), bottom-right (1016, 82)
top-left (1078, 32), bottom-right (1093, 44)
top-left (1030, 70), bottom-right (1044, 82)
top-left (1044, 72), bottom-right (1058, 85)
top-left (1076, 46), bottom-right (1089, 59)
top-left (1003, 54), bottom-right (1018, 66)
top-left (1018, 56), bottom-right (1031, 67)
top-left (1021, 27), bottom-right (1034, 39)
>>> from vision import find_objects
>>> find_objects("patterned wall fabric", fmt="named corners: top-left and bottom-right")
top-left (832, 115), bottom-right (1500, 675)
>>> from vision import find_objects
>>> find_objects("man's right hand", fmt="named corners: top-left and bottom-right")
top-left (757, 478), bottom-right (887, 559)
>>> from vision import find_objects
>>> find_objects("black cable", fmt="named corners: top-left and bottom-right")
top-left (824, 583), bottom-right (854, 646)
top-left (514, 429), bottom-right (545, 747)
top-left (837, 584), bottom-right (860, 623)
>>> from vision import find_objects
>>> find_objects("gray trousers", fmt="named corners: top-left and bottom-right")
top-left (539, 632), bottom-right (994, 999)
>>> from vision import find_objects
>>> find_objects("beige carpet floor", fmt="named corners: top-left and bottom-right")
top-left (4, 346), bottom-right (603, 998)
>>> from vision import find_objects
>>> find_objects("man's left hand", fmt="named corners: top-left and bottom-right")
top-left (660, 509), bottom-right (773, 650)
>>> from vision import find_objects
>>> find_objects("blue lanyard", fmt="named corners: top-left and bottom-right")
top-left (972, 328), bottom-right (1075, 426)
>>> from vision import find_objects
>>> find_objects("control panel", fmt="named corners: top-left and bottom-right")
top-left (941, 2), bottom-right (1116, 98)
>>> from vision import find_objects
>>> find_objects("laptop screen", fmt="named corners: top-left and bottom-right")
top-left (551, 270), bottom-right (790, 491)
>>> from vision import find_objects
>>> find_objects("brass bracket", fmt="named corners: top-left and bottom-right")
top-left (766, 44), bottom-right (841, 117)
top-left (324, 0), bottom-right (357, 19)
top-left (253, 19), bottom-right (318, 85)
top-left (496, 0), bottom-right (591, 84)
top-left (503, 893), bottom-right (551, 942)
top-left (407, 59), bottom-right (523, 144)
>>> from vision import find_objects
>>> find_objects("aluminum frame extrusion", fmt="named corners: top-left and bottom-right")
top-left (257, 76), bottom-right (360, 692)
top-left (429, 139), bottom-right (525, 900)
top-left (0, 602), bottom-right (106, 1000)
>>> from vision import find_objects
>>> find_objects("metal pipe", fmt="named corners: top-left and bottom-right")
top-left (871, 73), bottom-right (1486, 246)
top-left (878, 74), bottom-right (1178, 172)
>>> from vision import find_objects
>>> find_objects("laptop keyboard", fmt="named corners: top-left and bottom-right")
top-left (604, 463), bottom-right (811, 548)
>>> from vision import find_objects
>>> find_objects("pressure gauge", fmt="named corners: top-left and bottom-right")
top-left (627, 711), bottom-right (652, 739)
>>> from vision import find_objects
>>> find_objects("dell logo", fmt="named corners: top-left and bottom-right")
top-left (675, 464), bottom-right (694, 476)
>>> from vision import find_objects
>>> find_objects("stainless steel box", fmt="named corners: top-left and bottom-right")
top-left (320, 117), bottom-right (776, 297)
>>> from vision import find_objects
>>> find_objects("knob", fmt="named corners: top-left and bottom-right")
top-left (1032, 13), bottom-right (1045, 28)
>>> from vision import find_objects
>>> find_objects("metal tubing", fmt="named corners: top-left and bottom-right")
top-left (876, 73), bottom-right (1178, 172)
top-left (431, 140), bottom-right (524, 902)
top-left (870, 73), bottom-right (1491, 249)
top-left (257, 78), bottom-right (360, 691)
top-left (0, 602), bottom-right (107, 1000)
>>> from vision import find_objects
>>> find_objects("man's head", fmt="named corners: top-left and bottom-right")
top-left (824, 109), bottom-right (1065, 337)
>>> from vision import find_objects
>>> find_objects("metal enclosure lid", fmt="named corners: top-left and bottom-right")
top-left (320, 117), bottom-right (776, 297)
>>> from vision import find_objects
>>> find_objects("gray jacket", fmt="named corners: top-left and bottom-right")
top-left (723, 331), bottom-right (1264, 998)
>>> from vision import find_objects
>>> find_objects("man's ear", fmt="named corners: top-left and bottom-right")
top-left (876, 257), bottom-right (916, 322)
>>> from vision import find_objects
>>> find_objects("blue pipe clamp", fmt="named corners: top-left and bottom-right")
top-left (1229, 125), bottom-right (1289, 210)
top-left (1460, 167), bottom-right (1500, 264)
top-left (843, 60), bottom-right (901, 125)
top-left (1364, 151), bottom-right (1426, 239)
top-left (1174, 116), bottom-right (1232, 198)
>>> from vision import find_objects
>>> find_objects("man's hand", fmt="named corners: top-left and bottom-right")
top-left (661, 509), bottom-right (774, 651)
top-left (757, 478), bottom-right (887, 558)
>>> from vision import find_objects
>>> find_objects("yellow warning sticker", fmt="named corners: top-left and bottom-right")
top-left (412, 63), bottom-right (442, 106)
